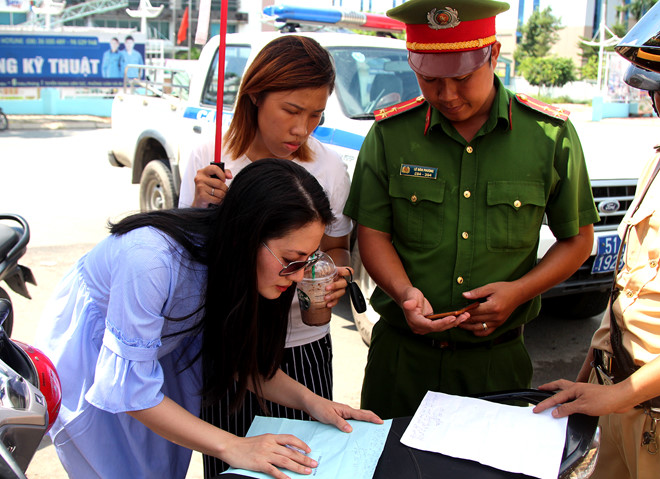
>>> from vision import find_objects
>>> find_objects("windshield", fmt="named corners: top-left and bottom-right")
top-left (328, 46), bottom-right (420, 119)
top-left (203, 42), bottom-right (421, 119)
top-left (203, 44), bottom-right (251, 108)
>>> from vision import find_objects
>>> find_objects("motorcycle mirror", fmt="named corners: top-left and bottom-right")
top-left (0, 299), bottom-right (10, 329)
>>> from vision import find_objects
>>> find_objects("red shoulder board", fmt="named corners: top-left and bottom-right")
top-left (374, 95), bottom-right (426, 122)
top-left (514, 93), bottom-right (570, 121)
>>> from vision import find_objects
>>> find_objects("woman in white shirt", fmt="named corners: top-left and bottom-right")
top-left (178, 35), bottom-right (353, 477)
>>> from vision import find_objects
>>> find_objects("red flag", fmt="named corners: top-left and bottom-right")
top-left (177, 7), bottom-right (189, 45)
top-left (214, 0), bottom-right (229, 164)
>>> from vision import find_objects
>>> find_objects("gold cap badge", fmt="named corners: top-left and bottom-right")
top-left (427, 7), bottom-right (460, 29)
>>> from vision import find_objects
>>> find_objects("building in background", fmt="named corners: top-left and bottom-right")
top-left (0, 0), bottom-right (255, 54)
top-left (0, 1), bottom-right (641, 74)
top-left (514, 0), bottom-right (632, 68)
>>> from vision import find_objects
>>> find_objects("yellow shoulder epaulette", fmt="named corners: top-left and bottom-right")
top-left (374, 95), bottom-right (426, 122)
top-left (514, 93), bottom-right (570, 121)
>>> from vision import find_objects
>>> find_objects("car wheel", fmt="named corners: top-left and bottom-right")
top-left (139, 160), bottom-right (177, 212)
top-left (350, 245), bottom-right (380, 346)
top-left (0, 289), bottom-right (14, 337)
top-left (543, 290), bottom-right (610, 319)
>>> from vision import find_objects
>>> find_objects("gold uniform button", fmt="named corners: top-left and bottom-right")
top-left (651, 260), bottom-right (658, 268)
top-left (463, 190), bottom-right (471, 198)
top-left (626, 290), bottom-right (634, 298)
top-left (411, 194), bottom-right (418, 203)
top-left (514, 200), bottom-right (522, 208)
top-left (457, 276), bottom-right (464, 284)
top-left (466, 146), bottom-right (473, 154)
top-left (462, 232), bottom-right (469, 239)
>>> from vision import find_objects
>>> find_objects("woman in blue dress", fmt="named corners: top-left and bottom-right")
top-left (35, 159), bottom-right (381, 479)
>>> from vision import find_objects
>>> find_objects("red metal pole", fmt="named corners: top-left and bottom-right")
top-left (214, 0), bottom-right (228, 164)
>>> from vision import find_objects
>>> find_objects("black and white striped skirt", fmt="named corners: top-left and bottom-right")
top-left (201, 333), bottom-right (333, 478)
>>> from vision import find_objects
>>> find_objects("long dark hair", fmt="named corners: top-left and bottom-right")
top-left (110, 159), bottom-right (334, 408)
top-left (224, 35), bottom-right (335, 162)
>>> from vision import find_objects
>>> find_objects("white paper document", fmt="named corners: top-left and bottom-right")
top-left (401, 391), bottom-right (568, 479)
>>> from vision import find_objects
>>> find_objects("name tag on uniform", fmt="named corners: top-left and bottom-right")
top-left (400, 164), bottom-right (438, 179)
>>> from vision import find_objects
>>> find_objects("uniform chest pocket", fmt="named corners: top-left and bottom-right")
top-left (486, 181), bottom-right (546, 251)
top-left (627, 205), bottom-right (660, 265)
top-left (389, 179), bottom-right (446, 248)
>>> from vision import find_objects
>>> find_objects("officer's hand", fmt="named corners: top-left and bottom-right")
top-left (459, 282), bottom-right (519, 336)
top-left (192, 164), bottom-right (233, 208)
top-left (533, 379), bottom-right (632, 417)
top-left (402, 287), bottom-right (467, 335)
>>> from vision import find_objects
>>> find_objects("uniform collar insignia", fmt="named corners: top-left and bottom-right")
top-left (427, 7), bottom-right (460, 29)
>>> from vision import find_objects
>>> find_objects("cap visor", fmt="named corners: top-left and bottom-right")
top-left (624, 64), bottom-right (660, 91)
top-left (408, 47), bottom-right (491, 78)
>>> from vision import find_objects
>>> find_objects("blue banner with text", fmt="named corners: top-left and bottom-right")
top-left (0, 32), bottom-right (146, 87)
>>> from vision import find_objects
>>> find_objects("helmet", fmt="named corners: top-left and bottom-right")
top-left (616, 2), bottom-right (660, 73)
top-left (0, 298), bottom-right (61, 433)
top-left (11, 340), bottom-right (62, 433)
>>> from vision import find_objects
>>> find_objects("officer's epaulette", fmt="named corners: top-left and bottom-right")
top-left (374, 95), bottom-right (426, 122)
top-left (514, 93), bottom-right (570, 121)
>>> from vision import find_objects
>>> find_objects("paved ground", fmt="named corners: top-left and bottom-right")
top-left (5, 114), bottom-right (111, 130)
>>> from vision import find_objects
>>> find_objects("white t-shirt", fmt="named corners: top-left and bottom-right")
top-left (179, 137), bottom-right (353, 347)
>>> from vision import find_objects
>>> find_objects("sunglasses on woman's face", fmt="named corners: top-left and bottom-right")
top-left (262, 242), bottom-right (321, 276)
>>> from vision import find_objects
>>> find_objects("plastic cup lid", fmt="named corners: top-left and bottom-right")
top-left (302, 252), bottom-right (336, 280)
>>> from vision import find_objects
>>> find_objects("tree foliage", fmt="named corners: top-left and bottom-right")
top-left (175, 47), bottom-right (201, 60)
top-left (514, 7), bottom-right (563, 64)
top-left (519, 56), bottom-right (576, 89)
top-left (579, 54), bottom-right (599, 80)
top-left (616, 0), bottom-right (658, 21)
top-left (515, 7), bottom-right (575, 91)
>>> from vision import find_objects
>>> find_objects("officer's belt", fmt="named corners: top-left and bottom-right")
top-left (418, 326), bottom-right (523, 350)
top-left (593, 348), bottom-right (660, 409)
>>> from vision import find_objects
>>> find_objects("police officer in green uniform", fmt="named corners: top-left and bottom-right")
top-left (344, 0), bottom-right (599, 419)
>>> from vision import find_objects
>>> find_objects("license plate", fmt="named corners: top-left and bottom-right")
top-left (591, 234), bottom-right (624, 274)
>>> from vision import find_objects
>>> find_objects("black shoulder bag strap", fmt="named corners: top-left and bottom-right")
top-left (609, 158), bottom-right (660, 392)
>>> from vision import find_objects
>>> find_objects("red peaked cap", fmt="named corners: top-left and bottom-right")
top-left (387, 0), bottom-right (510, 78)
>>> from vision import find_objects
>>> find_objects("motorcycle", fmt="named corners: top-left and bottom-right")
top-left (0, 108), bottom-right (7, 131)
top-left (0, 214), bottom-right (37, 338)
top-left (0, 299), bottom-right (61, 479)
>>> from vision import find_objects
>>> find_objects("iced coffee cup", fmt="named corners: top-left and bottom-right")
top-left (297, 252), bottom-right (336, 326)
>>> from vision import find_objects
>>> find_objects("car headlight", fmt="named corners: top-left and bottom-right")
top-left (561, 426), bottom-right (601, 479)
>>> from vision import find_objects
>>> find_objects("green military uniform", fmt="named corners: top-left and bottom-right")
top-left (344, 76), bottom-right (599, 418)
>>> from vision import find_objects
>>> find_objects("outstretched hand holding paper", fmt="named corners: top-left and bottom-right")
top-left (401, 391), bottom-right (568, 479)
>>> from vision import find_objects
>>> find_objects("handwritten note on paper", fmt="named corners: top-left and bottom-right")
top-left (223, 416), bottom-right (392, 479)
top-left (400, 391), bottom-right (568, 479)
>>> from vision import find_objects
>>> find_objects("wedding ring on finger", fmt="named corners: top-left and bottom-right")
top-left (481, 322), bottom-right (488, 331)
top-left (211, 188), bottom-right (215, 197)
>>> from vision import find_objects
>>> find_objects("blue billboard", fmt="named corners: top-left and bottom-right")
top-left (0, 32), bottom-right (146, 87)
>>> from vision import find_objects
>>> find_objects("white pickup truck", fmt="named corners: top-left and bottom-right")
top-left (107, 30), bottom-right (637, 344)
